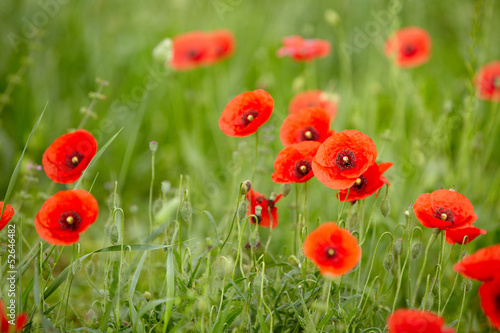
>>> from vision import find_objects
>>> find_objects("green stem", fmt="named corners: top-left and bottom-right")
top-left (251, 130), bottom-right (259, 184)
top-left (412, 230), bottom-right (440, 307)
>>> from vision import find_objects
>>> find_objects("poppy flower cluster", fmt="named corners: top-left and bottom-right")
top-left (34, 189), bottom-right (99, 245)
top-left (386, 309), bottom-right (454, 333)
top-left (42, 129), bottom-right (97, 184)
top-left (277, 35), bottom-right (331, 61)
top-left (246, 188), bottom-right (282, 229)
top-left (385, 26), bottom-right (432, 68)
top-left (0, 202), bottom-right (15, 231)
top-left (413, 189), bottom-right (486, 244)
top-left (475, 61), bottom-right (500, 102)
top-left (0, 301), bottom-right (27, 333)
top-left (288, 90), bottom-right (338, 121)
top-left (454, 244), bottom-right (500, 330)
top-left (336, 162), bottom-right (393, 202)
top-left (303, 222), bottom-right (361, 277)
top-left (169, 30), bottom-right (235, 71)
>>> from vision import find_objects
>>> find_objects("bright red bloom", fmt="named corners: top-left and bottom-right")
top-left (277, 36), bottom-right (330, 61)
top-left (0, 202), bottom-right (15, 231)
top-left (384, 27), bottom-right (432, 68)
top-left (272, 141), bottom-right (321, 184)
top-left (445, 225), bottom-right (486, 244)
top-left (42, 129), bottom-right (97, 184)
top-left (34, 189), bottom-right (99, 245)
top-left (475, 61), bottom-right (500, 102)
top-left (303, 222), bottom-right (361, 277)
top-left (387, 309), bottom-right (454, 333)
top-left (312, 130), bottom-right (377, 190)
top-left (478, 275), bottom-right (500, 330)
top-left (0, 300), bottom-right (27, 332)
top-left (209, 30), bottom-right (236, 63)
top-left (337, 162), bottom-right (393, 202)
top-left (246, 188), bottom-right (282, 229)
top-left (280, 107), bottom-right (334, 147)
top-left (169, 31), bottom-right (214, 71)
top-left (219, 89), bottom-right (274, 137)
top-left (453, 244), bottom-right (500, 282)
top-left (288, 90), bottom-right (338, 121)
top-left (413, 189), bottom-right (477, 230)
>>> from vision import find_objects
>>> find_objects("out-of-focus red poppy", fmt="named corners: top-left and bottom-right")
top-left (209, 30), bottom-right (236, 63)
top-left (384, 27), bottom-right (432, 68)
top-left (272, 141), bottom-right (321, 184)
top-left (219, 89), bottom-right (274, 137)
top-left (34, 189), bottom-right (99, 245)
top-left (0, 300), bottom-right (27, 333)
top-left (0, 202), bottom-right (15, 231)
top-left (42, 129), bottom-right (97, 184)
top-left (280, 107), bottom-right (334, 147)
top-left (413, 189), bottom-right (477, 231)
top-left (303, 222), bottom-right (361, 277)
top-left (475, 61), bottom-right (500, 102)
top-left (246, 188), bottom-right (282, 229)
top-left (288, 90), bottom-right (338, 120)
top-left (445, 225), bottom-right (486, 245)
top-left (337, 162), bottom-right (393, 202)
top-left (277, 36), bottom-right (330, 61)
top-left (387, 309), bottom-right (455, 333)
top-left (312, 130), bottom-right (377, 190)
top-left (169, 31), bottom-right (214, 70)
top-left (478, 275), bottom-right (500, 330)
top-left (453, 244), bottom-right (500, 282)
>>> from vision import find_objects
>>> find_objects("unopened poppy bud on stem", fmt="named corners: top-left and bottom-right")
top-left (411, 241), bottom-right (423, 260)
top-left (153, 38), bottom-right (173, 65)
top-left (240, 180), bottom-right (252, 195)
top-left (144, 291), bottom-right (152, 301)
top-left (383, 252), bottom-right (394, 272)
top-left (149, 141), bottom-right (158, 153)
top-left (281, 183), bottom-right (292, 197)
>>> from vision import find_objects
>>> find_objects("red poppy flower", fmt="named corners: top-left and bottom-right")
top-left (219, 89), bottom-right (274, 137)
top-left (280, 107), bottom-right (334, 147)
top-left (246, 188), bottom-right (282, 229)
top-left (445, 225), bottom-right (486, 245)
top-left (289, 90), bottom-right (338, 121)
top-left (277, 35), bottom-right (331, 61)
top-left (0, 202), bottom-right (15, 231)
top-left (478, 275), bottom-right (500, 330)
top-left (0, 300), bottom-right (27, 333)
top-left (387, 309), bottom-right (455, 333)
top-left (384, 27), bottom-right (432, 68)
top-left (272, 141), bottom-right (321, 184)
top-left (42, 129), bottom-right (97, 184)
top-left (413, 189), bottom-right (477, 231)
top-left (209, 30), bottom-right (236, 63)
top-left (303, 222), bottom-right (361, 277)
top-left (337, 162), bottom-right (393, 202)
top-left (475, 61), bottom-right (500, 102)
top-left (34, 189), bottom-right (99, 245)
top-left (453, 244), bottom-right (500, 282)
top-left (312, 130), bottom-right (377, 190)
top-left (169, 31), bottom-right (214, 71)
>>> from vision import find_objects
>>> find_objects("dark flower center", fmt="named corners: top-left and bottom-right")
top-left (495, 293), bottom-right (500, 310)
top-left (300, 127), bottom-right (319, 141)
top-left (335, 150), bottom-right (356, 170)
top-left (351, 176), bottom-right (367, 193)
top-left (59, 211), bottom-right (82, 231)
top-left (402, 44), bottom-right (417, 57)
top-left (187, 49), bottom-right (202, 60)
top-left (66, 152), bottom-right (84, 169)
top-left (294, 160), bottom-right (312, 179)
top-left (241, 110), bottom-right (259, 127)
top-left (433, 207), bottom-right (455, 225)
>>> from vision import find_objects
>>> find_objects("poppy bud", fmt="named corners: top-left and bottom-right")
top-left (152, 38), bottom-right (173, 65)
top-left (237, 200), bottom-right (247, 221)
top-left (144, 291), bottom-right (152, 301)
top-left (411, 241), bottom-right (423, 260)
top-left (85, 309), bottom-right (96, 327)
top-left (41, 262), bottom-right (51, 280)
top-left (269, 192), bottom-right (278, 201)
top-left (461, 250), bottom-right (468, 260)
top-left (348, 212), bottom-right (359, 228)
top-left (161, 181), bottom-right (171, 196)
top-left (383, 252), bottom-right (394, 272)
top-left (380, 198), bottom-right (390, 217)
top-left (105, 223), bottom-right (119, 245)
top-left (72, 259), bottom-right (82, 276)
top-left (324, 9), bottom-right (340, 26)
top-left (281, 183), bottom-right (292, 197)
top-left (149, 141), bottom-right (158, 153)
top-left (249, 230), bottom-right (260, 248)
top-left (181, 201), bottom-right (192, 222)
top-left (425, 293), bottom-right (434, 309)
top-left (241, 180), bottom-right (252, 195)
top-left (394, 238), bottom-right (403, 254)
top-left (461, 278), bottom-right (473, 293)
top-left (85, 261), bottom-right (95, 276)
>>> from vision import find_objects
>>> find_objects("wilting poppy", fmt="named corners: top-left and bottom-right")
top-left (478, 275), bottom-right (500, 330)
top-left (413, 189), bottom-right (477, 231)
top-left (453, 244), bottom-right (500, 282)
top-left (312, 130), bottom-right (377, 190)
top-left (169, 31), bottom-right (214, 70)
top-left (475, 61), bottom-right (500, 102)
top-left (246, 188), bottom-right (282, 229)
top-left (209, 30), bottom-right (236, 63)
top-left (337, 162), bottom-right (393, 202)
top-left (272, 141), bottom-right (321, 184)
top-left (289, 90), bottom-right (338, 121)
top-left (384, 27), bottom-right (432, 68)
top-left (42, 129), bottom-right (97, 184)
top-left (445, 225), bottom-right (486, 245)
top-left (277, 35), bottom-right (331, 61)
top-left (34, 189), bottom-right (99, 245)
top-left (219, 89), bottom-right (274, 137)
top-left (303, 222), bottom-right (361, 277)
top-left (387, 309), bottom-right (455, 333)
top-left (0, 300), bottom-right (27, 333)
top-left (280, 107), bottom-right (334, 147)
top-left (0, 202), bottom-right (15, 231)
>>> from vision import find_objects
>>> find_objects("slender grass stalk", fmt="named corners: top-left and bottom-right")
top-left (251, 130), bottom-right (259, 184)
